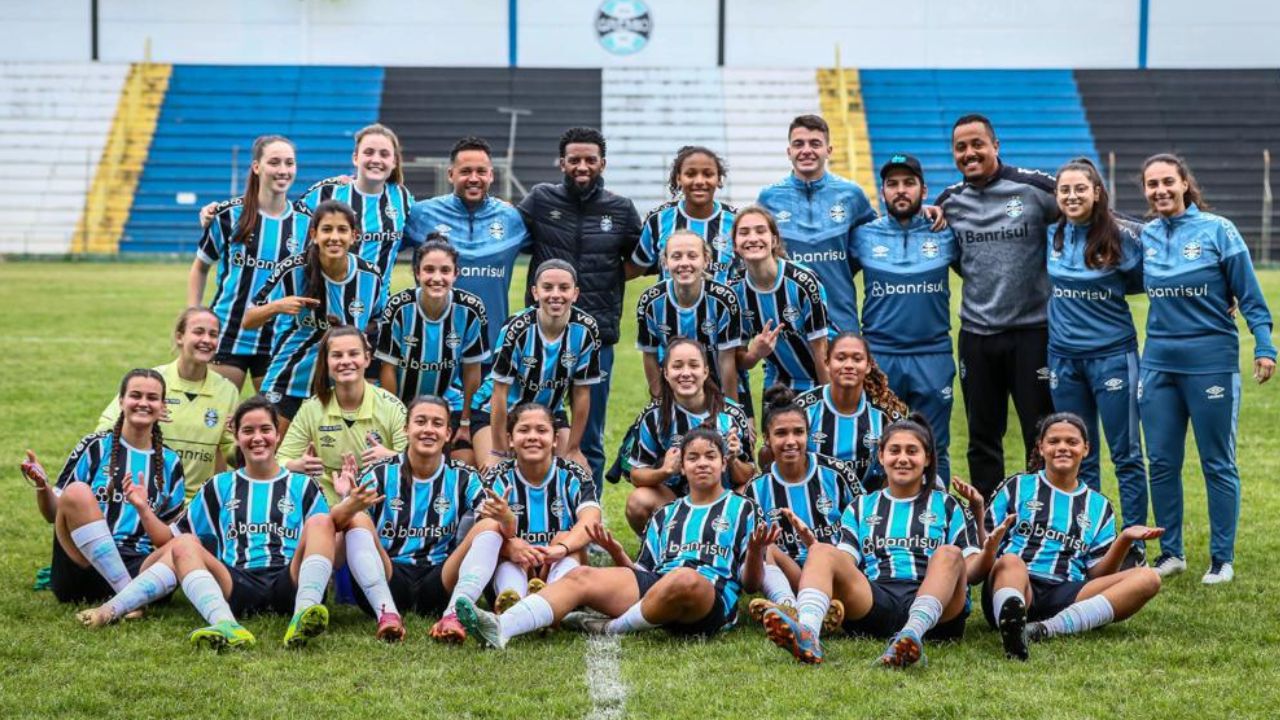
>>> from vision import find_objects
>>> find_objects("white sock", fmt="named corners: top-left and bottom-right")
top-left (1039, 595), bottom-right (1115, 637)
top-left (605, 601), bottom-right (658, 635)
top-left (993, 587), bottom-right (1026, 621)
top-left (293, 555), bottom-right (332, 614)
top-left (795, 587), bottom-right (830, 637)
top-left (70, 520), bottom-right (131, 592)
top-left (493, 560), bottom-right (528, 597)
top-left (181, 569), bottom-right (234, 625)
top-left (901, 594), bottom-right (943, 638)
top-left (499, 593), bottom-right (554, 642)
top-left (763, 564), bottom-right (796, 606)
top-left (446, 530), bottom-right (503, 614)
top-left (345, 528), bottom-right (396, 616)
top-left (106, 563), bottom-right (177, 618)
top-left (547, 556), bottom-right (580, 584)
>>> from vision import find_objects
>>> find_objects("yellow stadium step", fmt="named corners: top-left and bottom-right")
top-left (73, 62), bottom-right (171, 253)
top-left (816, 67), bottom-right (879, 211)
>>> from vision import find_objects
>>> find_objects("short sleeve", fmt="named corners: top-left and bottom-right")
top-left (803, 277), bottom-right (829, 340)
top-left (55, 437), bottom-right (97, 491)
top-left (631, 214), bottom-right (659, 269)
top-left (196, 217), bottom-right (223, 265)
top-left (636, 295), bottom-right (660, 352)
top-left (947, 498), bottom-right (980, 557)
top-left (303, 478), bottom-right (330, 516)
top-left (462, 310), bottom-right (490, 363)
top-left (375, 306), bottom-right (405, 365)
top-left (835, 501), bottom-right (863, 564)
top-left (252, 262), bottom-right (290, 306)
top-left (572, 328), bottom-right (602, 385)
top-left (716, 293), bottom-right (743, 349)
top-left (635, 513), bottom-right (662, 571)
top-left (490, 321), bottom-right (520, 384)
top-left (628, 412), bottom-right (663, 469)
top-left (158, 455), bottom-right (187, 522)
top-left (1084, 501), bottom-right (1118, 568)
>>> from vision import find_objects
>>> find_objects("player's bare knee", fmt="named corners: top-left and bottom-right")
top-left (59, 481), bottom-right (96, 508)
top-left (471, 517), bottom-right (503, 536)
top-left (304, 513), bottom-right (335, 534)
top-left (346, 512), bottom-right (375, 531)
top-left (930, 544), bottom-right (963, 568)
top-left (1135, 566), bottom-right (1162, 597)
top-left (662, 568), bottom-right (706, 601)
top-left (993, 553), bottom-right (1025, 573)
top-left (169, 533), bottom-right (202, 561)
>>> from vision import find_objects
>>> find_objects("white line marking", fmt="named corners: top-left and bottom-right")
top-left (584, 634), bottom-right (626, 720)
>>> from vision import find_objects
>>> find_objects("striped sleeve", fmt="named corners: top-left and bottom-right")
top-left (836, 499), bottom-right (863, 564)
top-left (635, 511), bottom-right (662, 572)
top-left (946, 496), bottom-right (980, 557)
top-left (55, 434), bottom-right (100, 491)
top-left (301, 476), bottom-right (330, 516)
top-left (1084, 498), bottom-right (1118, 569)
top-left (158, 451), bottom-right (187, 522)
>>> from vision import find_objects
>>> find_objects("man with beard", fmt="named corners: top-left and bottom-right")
top-left (404, 136), bottom-right (529, 352)
top-left (851, 155), bottom-right (959, 484)
top-left (935, 114), bottom-right (1058, 497)
top-left (518, 126), bottom-right (643, 486)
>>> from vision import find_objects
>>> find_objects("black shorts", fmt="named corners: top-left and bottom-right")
top-left (981, 575), bottom-right (1087, 628)
top-left (470, 408), bottom-right (569, 433)
top-left (50, 537), bottom-right (147, 604)
top-left (228, 566), bottom-right (299, 617)
top-left (631, 568), bottom-right (734, 637)
top-left (268, 394), bottom-right (306, 421)
top-left (354, 563), bottom-right (450, 618)
top-left (842, 579), bottom-right (968, 641)
top-left (213, 351), bottom-right (271, 379)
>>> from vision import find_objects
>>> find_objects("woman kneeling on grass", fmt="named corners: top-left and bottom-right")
top-left (455, 426), bottom-right (776, 648)
top-left (23, 369), bottom-right (185, 607)
top-left (984, 412), bottom-right (1163, 661)
top-left (77, 397), bottom-right (337, 651)
top-left (328, 394), bottom-right (517, 644)
top-left (762, 414), bottom-right (999, 668)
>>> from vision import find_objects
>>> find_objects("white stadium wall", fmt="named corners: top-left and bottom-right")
top-left (0, 0), bottom-right (1278, 68)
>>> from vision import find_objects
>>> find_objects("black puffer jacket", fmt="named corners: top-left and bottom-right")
top-left (519, 176), bottom-right (641, 346)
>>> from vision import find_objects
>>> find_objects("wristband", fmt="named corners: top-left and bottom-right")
top-left (555, 541), bottom-right (571, 554)
top-left (458, 418), bottom-right (471, 428)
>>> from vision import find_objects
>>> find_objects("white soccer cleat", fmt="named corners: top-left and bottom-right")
top-left (1201, 561), bottom-right (1234, 585)
top-left (1151, 553), bottom-right (1186, 578)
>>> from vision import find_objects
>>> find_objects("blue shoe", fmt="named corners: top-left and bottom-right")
top-left (455, 597), bottom-right (506, 649)
top-left (762, 607), bottom-right (823, 664)
top-left (878, 628), bottom-right (925, 669)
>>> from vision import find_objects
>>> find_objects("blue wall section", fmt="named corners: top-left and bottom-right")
top-left (860, 69), bottom-right (1099, 203)
top-left (121, 65), bottom-right (383, 253)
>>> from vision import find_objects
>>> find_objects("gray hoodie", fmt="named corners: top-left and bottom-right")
top-left (937, 163), bottom-right (1058, 334)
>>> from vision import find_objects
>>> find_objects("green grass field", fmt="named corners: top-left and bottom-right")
top-left (1, 260), bottom-right (1276, 719)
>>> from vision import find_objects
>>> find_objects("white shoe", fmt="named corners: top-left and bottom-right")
top-left (1201, 561), bottom-right (1234, 585)
top-left (1151, 553), bottom-right (1187, 578)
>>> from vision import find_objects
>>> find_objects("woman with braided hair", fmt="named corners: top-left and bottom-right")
top-left (21, 369), bottom-right (186, 604)
top-left (793, 332), bottom-right (908, 492)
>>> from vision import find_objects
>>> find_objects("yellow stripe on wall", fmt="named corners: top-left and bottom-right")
top-left (73, 62), bottom-right (171, 253)
top-left (816, 67), bottom-right (879, 211)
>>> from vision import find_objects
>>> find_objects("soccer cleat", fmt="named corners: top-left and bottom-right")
top-left (494, 589), bottom-right (522, 615)
top-left (528, 578), bottom-right (547, 594)
top-left (1151, 553), bottom-right (1187, 578)
top-left (1201, 560), bottom-right (1234, 585)
top-left (375, 608), bottom-right (406, 643)
top-left (822, 599), bottom-right (845, 635)
top-left (1120, 542), bottom-right (1147, 570)
top-left (877, 629), bottom-right (925, 669)
top-left (456, 597), bottom-right (506, 649)
top-left (762, 607), bottom-right (823, 664)
top-left (560, 610), bottom-right (611, 634)
top-left (1026, 621), bottom-right (1050, 644)
top-left (429, 612), bottom-right (467, 644)
top-left (998, 596), bottom-right (1029, 661)
top-left (282, 604), bottom-right (329, 648)
top-left (189, 620), bottom-right (255, 651)
top-left (748, 598), bottom-right (797, 625)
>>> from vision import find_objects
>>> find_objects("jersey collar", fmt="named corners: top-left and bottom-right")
top-left (514, 459), bottom-right (556, 488)
top-left (414, 287), bottom-right (454, 322)
top-left (770, 452), bottom-right (819, 487)
top-left (322, 381), bottom-right (377, 421)
top-left (822, 385), bottom-right (867, 418)
top-left (1035, 469), bottom-right (1087, 496)
top-left (159, 360), bottom-right (215, 397)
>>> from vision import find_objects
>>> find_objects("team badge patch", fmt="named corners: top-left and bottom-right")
top-left (711, 515), bottom-right (731, 533)
top-left (940, 386), bottom-right (953, 400)
top-left (782, 305), bottom-right (801, 324)
top-left (277, 496), bottom-right (296, 515)
top-left (596, 0), bottom-right (652, 56)
top-left (1075, 511), bottom-right (1092, 531)
top-left (600, 215), bottom-right (614, 232)
top-left (1182, 241), bottom-right (1202, 260)
top-left (522, 356), bottom-right (539, 368)
top-left (204, 409), bottom-right (219, 428)
top-left (561, 351), bottom-right (578, 369)
top-left (829, 203), bottom-right (847, 223)
top-left (384, 204), bottom-right (399, 221)
top-left (815, 494), bottom-right (834, 515)
top-left (287, 236), bottom-right (302, 254)
top-left (445, 331), bottom-right (462, 349)
top-left (917, 511), bottom-right (938, 526)
top-left (862, 432), bottom-right (879, 450)
top-left (1005, 197), bottom-right (1025, 218)
top-left (348, 300), bottom-right (366, 319)
top-left (549, 210), bottom-right (562, 221)
top-left (921, 240), bottom-right (940, 259)
top-left (866, 514), bottom-right (883, 527)
top-left (700, 319), bottom-right (718, 336)
top-left (550, 498), bottom-right (566, 518)
top-left (489, 221), bottom-right (505, 240)
top-left (433, 496), bottom-right (452, 515)
top-left (264, 391), bottom-right (283, 404)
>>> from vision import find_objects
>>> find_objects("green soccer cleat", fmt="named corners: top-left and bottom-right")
top-left (282, 604), bottom-right (329, 649)
top-left (456, 597), bottom-right (506, 649)
top-left (189, 620), bottom-right (256, 651)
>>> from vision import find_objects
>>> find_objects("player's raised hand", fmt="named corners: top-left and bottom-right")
top-left (660, 446), bottom-right (682, 476)
top-left (198, 201), bottom-right (218, 229)
top-left (748, 320), bottom-right (783, 360)
top-left (478, 485), bottom-right (513, 524)
top-left (346, 473), bottom-right (384, 511)
top-left (749, 522), bottom-right (782, 554)
top-left (20, 450), bottom-right (48, 489)
top-left (586, 521), bottom-right (631, 567)
top-left (121, 471), bottom-right (150, 511)
top-left (780, 508), bottom-right (818, 548)
top-left (983, 515), bottom-right (1015, 555)
top-left (951, 477), bottom-right (984, 512)
top-left (361, 432), bottom-right (397, 465)
top-left (332, 452), bottom-right (359, 497)
top-left (1121, 525), bottom-right (1165, 542)
top-left (275, 296), bottom-right (321, 316)
top-left (726, 429), bottom-right (744, 459)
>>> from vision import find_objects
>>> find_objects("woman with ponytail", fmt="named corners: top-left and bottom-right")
top-left (243, 199), bottom-right (388, 426)
top-left (21, 369), bottom-right (185, 605)
top-left (188, 135), bottom-right (308, 391)
top-left (982, 412), bottom-right (1163, 661)
top-left (622, 338), bottom-right (755, 535)
top-left (760, 414), bottom-right (988, 669)
top-left (794, 332), bottom-right (908, 491)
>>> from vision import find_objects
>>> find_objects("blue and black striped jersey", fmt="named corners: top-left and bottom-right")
top-left (254, 253), bottom-right (388, 400)
top-left (795, 385), bottom-right (895, 490)
top-left (732, 260), bottom-right (829, 391)
top-left (632, 200), bottom-right (739, 284)
top-left (482, 458), bottom-right (600, 547)
top-left (359, 454), bottom-right (484, 567)
top-left (181, 469), bottom-right (328, 570)
top-left (837, 488), bottom-right (978, 582)
top-left (625, 399), bottom-right (754, 493)
top-left (636, 490), bottom-right (763, 621)
top-left (986, 472), bottom-right (1117, 583)
top-left (473, 306), bottom-right (602, 415)
top-left (636, 278), bottom-right (743, 390)
top-left (196, 198), bottom-right (310, 357)
top-left (744, 453), bottom-right (863, 564)
top-left (55, 432), bottom-right (186, 555)
top-left (376, 287), bottom-right (490, 410)
top-left (297, 179), bottom-right (414, 281)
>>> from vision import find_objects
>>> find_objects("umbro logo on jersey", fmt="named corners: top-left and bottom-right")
top-left (348, 300), bottom-right (366, 319)
top-left (711, 515), bottom-right (731, 533)
top-left (404, 335), bottom-right (420, 348)
top-left (433, 496), bottom-right (452, 515)
top-left (921, 241), bottom-right (940, 259)
top-left (549, 210), bottom-right (562, 221)
top-left (600, 215), bottom-right (614, 232)
top-left (224, 498), bottom-right (242, 512)
top-left (1025, 500), bottom-right (1044, 512)
top-left (1104, 378), bottom-right (1124, 392)
top-left (522, 356), bottom-right (539, 368)
top-left (657, 323), bottom-right (672, 335)
top-left (940, 386), bottom-right (953, 400)
top-left (277, 496), bottom-right (295, 515)
top-left (776, 211), bottom-right (791, 223)
top-left (434, 223), bottom-right (451, 235)
top-left (489, 221), bottom-right (505, 240)
top-left (204, 409), bottom-right (219, 428)
top-left (871, 245), bottom-right (889, 259)
top-left (1182, 241), bottom-right (1203, 260)
top-left (918, 511), bottom-right (938, 526)
top-left (1145, 246), bottom-right (1157, 258)
top-left (445, 332), bottom-right (462, 349)
top-left (866, 514), bottom-right (882, 527)
top-left (508, 503), bottom-right (525, 514)
top-left (1036, 367), bottom-right (1051, 381)
top-left (1075, 511), bottom-right (1092, 530)
top-left (1205, 385), bottom-right (1226, 400)
top-left (390, 497), bottom-right (405, 512)
top-left (767, 507), bottom-right (784, 521)
top-left (1005, 197), bottom-right (1025, 218)
top-left (811, 431), bottom-right (828, 446)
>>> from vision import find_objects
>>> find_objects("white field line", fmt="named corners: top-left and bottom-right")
top-left (584, 634), bottom-right (626, 720)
